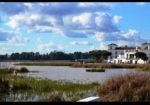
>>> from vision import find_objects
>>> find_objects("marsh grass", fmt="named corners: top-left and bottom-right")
top-left (0, 73), bottom-right (99, 102)
top-left (97, 74), bottom-right (150, 101)
top-left (0, 77), bottom-right (9, 93)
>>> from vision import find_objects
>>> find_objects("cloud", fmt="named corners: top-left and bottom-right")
top-left (94, 29), bottom-right (147, 48)
top-left (0, 29), bottom-right (16, 41)
top-left (0, 47), bottom-right (9, 54)
top-left (37, 41), bottom-right (67, 53)
top-left (7, 35), bottom-right (29, 46)
top-left (29, 3), bottom-right (110, 16)
top-left (0, 2), bottom-right (28, 15)
top-left (0, 28), bottom-right (29, 46)
top-left (113, 16), bottom-right (122, 24)
top-left (122, 29), bottom-right (138, 38)
top-left (136, 2), bottom-right (146, 5)
top-left (2, 3), bottom-right (119, 38)
top-left (6, 12), bottom-right (119, 38)
top-left (71, 41), bottom-right (93, 46)
top-left (94, 31), bottom-right (126, 42)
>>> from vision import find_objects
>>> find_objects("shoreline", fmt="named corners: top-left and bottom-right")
top-left (12, 61), bottom-right (150, 71)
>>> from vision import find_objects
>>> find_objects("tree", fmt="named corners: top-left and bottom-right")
top-left (89, 50), bottom-right (111, 62)
top-left (135, 52), bottom-right (148, 63)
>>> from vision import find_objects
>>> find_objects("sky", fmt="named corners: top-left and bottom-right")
top-left (0, 2), bottom-right (150, 54)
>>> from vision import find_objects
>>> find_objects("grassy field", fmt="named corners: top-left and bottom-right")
top-left (15, 61), bottom-right (150, 71)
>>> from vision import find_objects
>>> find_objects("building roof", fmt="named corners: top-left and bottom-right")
top-left (115, 46), bottom-right (136, 50)
top-left (142, 42), bottom-right (150, 45)
top-left (108, 43), bottom-right (118, 46)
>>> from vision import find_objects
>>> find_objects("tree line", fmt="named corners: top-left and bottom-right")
top-left (0, 50), bottom-right (112, 62)
top-left (0, 50), bottom-right (148, 63)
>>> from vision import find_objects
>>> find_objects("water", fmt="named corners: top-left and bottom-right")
top-left (0, 62), bottom-right (147, 83)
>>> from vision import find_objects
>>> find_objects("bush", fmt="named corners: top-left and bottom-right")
top-left (97, 74), bottom-right (150, 101)
top-left (86, 68), bottom-right (105, 72)
top-left (19, 67), bottom-right (29, 73)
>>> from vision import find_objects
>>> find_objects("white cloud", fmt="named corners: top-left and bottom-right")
top-left (99, 42), bottom-right (107, 50)
top-left (0, 47), bottom-right (9, 54)
top-left (136, 2), bottom-right (146, 5)
top-left (113, 16), bottom-right (122, 24)
top-left (0, 28), bottom-right (29, 46)
top-left (7, 35), bottom-right (29, 46)
top-left (94, 32), bottom-right (106, 42)
top-left (71, 41), bottom-right (93, 46)
top-left (5, 3), bottom-right (118, 38)
top-left (37, 41), bottom-right (68, 53)
top-left (122, 29), bottom-right (138, 38)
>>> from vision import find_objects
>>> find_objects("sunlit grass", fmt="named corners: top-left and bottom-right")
top-left (97, 74), bottom-right (150, 101)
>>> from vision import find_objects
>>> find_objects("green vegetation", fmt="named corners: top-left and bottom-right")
top-left (0, 51), bottom-right (91, 61)
top-left (0, 77), bottom-right (9, 93)
top-left (0, 70), bottom-right (99, 102)
top-left (97, 74), bottom-right (150, 101)
top-left (86, 68), bottom-right (105, 72)
top-left (89, 50), bottom-right (111, 62)
top-left (135, 52), bottom-right (148, 62)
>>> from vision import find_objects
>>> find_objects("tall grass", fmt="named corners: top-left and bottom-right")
top-left (0, 77), bottom-right (9, 93)
top-left (97, 74), bottom-right (150, 101)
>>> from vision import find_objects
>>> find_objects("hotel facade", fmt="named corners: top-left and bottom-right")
top-left (107, 43), bottom-right (150, 64)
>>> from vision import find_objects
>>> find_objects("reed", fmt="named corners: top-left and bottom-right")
top-left (97, 74), bottom-right (150, 101)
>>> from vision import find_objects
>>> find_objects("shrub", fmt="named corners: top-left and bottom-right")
top-left (19, 67), bottom-right (29, 73)
top-left (86, 68), bottom-right (105, 72)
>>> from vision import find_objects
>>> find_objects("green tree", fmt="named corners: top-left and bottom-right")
top-left (89, 50), bottom-right (111, 62)
top-left (135, 52), bottom-right (148, 63)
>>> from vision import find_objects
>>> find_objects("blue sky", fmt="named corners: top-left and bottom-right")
top-left (0, 2), bottom-right (150, 54)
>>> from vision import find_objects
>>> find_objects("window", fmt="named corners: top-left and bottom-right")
top-left (127, 54), bottom-right (128, 59)
top-left (121, 51), bottom-right (124, 55)
top-left (130, 54), bottom-right (134, 59)
top-left (115, 51), bottom-right (118, 55)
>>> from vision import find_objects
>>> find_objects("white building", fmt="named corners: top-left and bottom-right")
top-left (107, 43), bottom-right (150, 64)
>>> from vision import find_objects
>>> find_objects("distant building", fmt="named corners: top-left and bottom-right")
top-left (107, 43), bottom-right (150, 64)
